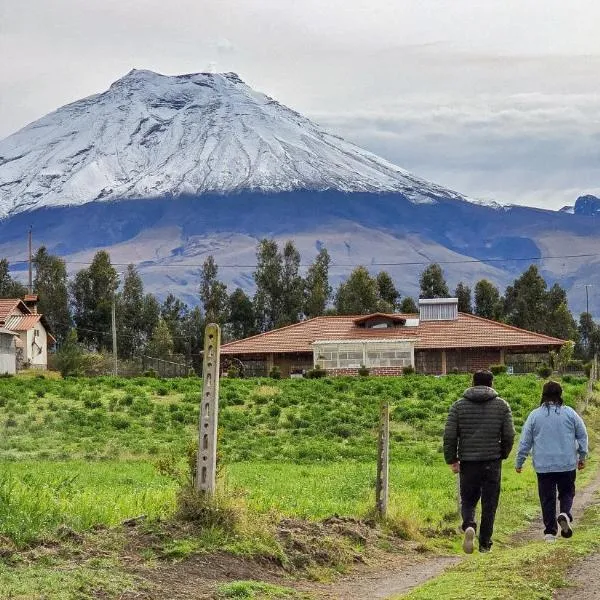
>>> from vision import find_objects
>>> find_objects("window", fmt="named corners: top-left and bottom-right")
top-left (313, 340), bottom-right (414, 370)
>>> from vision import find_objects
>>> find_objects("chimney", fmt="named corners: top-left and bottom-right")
top-left (24, 294), bottom-right (39, 315)
top-left (419, 298), bottom-right (459, 321)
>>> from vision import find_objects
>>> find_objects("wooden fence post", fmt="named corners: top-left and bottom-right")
top-left (196, 324), bottom-right (221, 494)
top-left (376, 400), bottom-right (390, 518)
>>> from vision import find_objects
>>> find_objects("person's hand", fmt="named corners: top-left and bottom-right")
top-left (450, 462), bottom-right (460, 474)
top-left (515, 467), bottom-right (522, 473)
top-left (578, 460), bottom-right (586, 471)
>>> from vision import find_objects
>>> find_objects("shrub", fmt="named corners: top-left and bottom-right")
top-left (227, 363), bottom-right (241, 379)
top-left (490, 364), bottom-right (507, 375)
top-left (537, 364), bottom-right (553, 378)
top-left (304, 364), bottom-right (327, 379)
top-left (269, 366), bottom-right (281, 380)
top-left (402, 366), bottom-right (415, 376)
top-left (143, 369), bottom-right (158, 378)
top-left (357, 365), bottom-right (370, 377)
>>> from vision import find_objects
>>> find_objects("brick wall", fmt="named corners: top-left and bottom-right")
top-left (446, 348), bottom-right (502, 373)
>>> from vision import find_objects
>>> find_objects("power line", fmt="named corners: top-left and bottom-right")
top-left (6, 252), bottom-right (600, 269)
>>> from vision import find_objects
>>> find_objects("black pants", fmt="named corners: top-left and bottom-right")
top-left (536, 470), bottom-right (576, 535)
top-left (460, 460), bottom-right (502, 549)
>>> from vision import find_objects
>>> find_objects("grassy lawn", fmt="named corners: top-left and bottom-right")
top-left (0, 372), bottom-right (593, 597)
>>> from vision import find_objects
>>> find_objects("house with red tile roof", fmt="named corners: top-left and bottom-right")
top-left (221, 298), bottom-right (564, 377)
top-left (0, 295), bottom-right (55, 370)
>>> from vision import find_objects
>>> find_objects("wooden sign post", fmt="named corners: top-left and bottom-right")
top-left (376, 400), bottom-right (390, 518)
top-left (196, 323), bottom-right (221, 494)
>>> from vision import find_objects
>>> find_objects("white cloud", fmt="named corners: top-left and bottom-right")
top-left (1, 0), bottom-right (600, 208)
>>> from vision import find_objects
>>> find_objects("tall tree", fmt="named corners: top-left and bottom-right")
top-left (474, 279), bottom-right (503, 320)
top-left (304, 248), bottom-right (332, 318)
top-left (0, 259), bottom-right (27, 299)
top-left (576, 312), bottom-right (597, 360)
top-left (182, 306), bottom-right (204, 371)
top-left (228, 288), bottom-right (256, 341)
top-left (335, 266), bottom-right (380, 315)
top-left (279, 241), bottom-right (304, 326)
top-left (116, 265), bottom-right (160, 358)
top-left (419, 264), bottom-right (449, 299)
top-left (146, 318), bottom-right (174, 359)
top-left (161, 293), bottom-right (189, 351)
top-left (455, 282), bottom-right (473, 314)
top-left (377, 271), bottom-right (400, 311)
top-left (400, 297), bottom-right (418, 313)
top-left (70, 251), bottom-right (118, 351)
top-left (199, 256), bottom-right (228, 325)
top-left (253, 239), bottom-right (284, 331)
top-left (32, 247), bottom-right (70, 342)
top-left (504, 266), bottom-right (548, 332)
top-left (543, 283), bottom-right (578, 341)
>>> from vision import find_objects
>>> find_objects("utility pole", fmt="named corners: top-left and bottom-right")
top-left (585, 284), bottom-right (593, 316)
top-left (112, 293), bottom-right (118, 376)
top-left (28, 226), bottom-right (33, 294)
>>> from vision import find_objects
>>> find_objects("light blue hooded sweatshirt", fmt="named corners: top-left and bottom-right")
top-left (516, 403), bottom-right (588, 473)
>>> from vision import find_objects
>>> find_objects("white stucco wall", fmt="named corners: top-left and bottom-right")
top-left (27, 325), bottom-right (48, 368)
top-left (0, 333), bottom-right (16, 375)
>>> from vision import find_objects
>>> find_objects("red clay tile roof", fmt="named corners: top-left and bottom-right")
top-left (221, 313), bottom-right (565, 355)
top-left (4, 314), bottom-right (42, 332)
top-left (0, 299), bottom-right (26, 323)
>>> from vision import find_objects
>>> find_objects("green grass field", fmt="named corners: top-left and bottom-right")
top-left (0, 372), bottom-right (594, 598)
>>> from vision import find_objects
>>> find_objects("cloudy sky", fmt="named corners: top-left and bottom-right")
top-left (1, 0), bottom-right (599, 209)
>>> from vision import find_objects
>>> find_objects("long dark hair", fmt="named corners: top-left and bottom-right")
top-left (540, 381), bottom-right (563, 409)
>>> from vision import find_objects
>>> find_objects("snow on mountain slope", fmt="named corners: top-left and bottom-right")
top-left (0, 69), bottom-right (473, 218)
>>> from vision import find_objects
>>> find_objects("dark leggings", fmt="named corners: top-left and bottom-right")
top-left (536, 470), bottom-right (576, 535)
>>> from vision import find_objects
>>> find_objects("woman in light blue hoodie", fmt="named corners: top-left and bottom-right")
top-left (516, 381), bottom-right (588, 542)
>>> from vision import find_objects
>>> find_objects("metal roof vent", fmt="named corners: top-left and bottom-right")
top-left (419, 298), bottom-right (459, 321)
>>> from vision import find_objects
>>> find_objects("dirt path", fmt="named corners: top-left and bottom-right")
top-left (296, 555), bottom-right (461, 600)
top-left (551, 470), bottom-right (600, 599)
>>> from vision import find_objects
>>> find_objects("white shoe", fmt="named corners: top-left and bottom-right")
top-left (544, 533), bottom-right (556, 543)
top-left (463, 527), bottom-right (475, 554)
top-left (557, 513), bottom-right (573, 538)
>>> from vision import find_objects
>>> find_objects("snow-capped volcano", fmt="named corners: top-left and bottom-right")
top-left (0, 69), bottom-right (471, 217)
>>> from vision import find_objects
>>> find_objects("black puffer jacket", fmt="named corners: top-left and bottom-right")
top-left (443, 386), bottom-right (515, 464)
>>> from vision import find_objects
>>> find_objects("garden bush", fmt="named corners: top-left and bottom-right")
top-left (490, 364), bottom-right (507, 375)
top-left (537, 363), bottom-right (553, 378)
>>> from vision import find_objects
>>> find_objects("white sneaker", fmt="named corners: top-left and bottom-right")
top-left (557, 513), bottom-right (573, 538)
top-left (544, 533), bottom-right (556, 543)
top-left (462, 527), bottom-right (475, 554)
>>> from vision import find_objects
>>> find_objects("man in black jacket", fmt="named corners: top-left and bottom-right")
top-left (443, 370), bottom-right (515, 553)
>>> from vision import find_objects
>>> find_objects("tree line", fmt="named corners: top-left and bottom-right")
top-left (0, 240), bottom-right (598, 361)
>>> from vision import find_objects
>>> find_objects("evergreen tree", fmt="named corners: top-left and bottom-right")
top-left (400, 297), bottom-right (418, 313)
top-left (70, 251), bottom-right (118, 351)
top-left (228, 288), bottom-right (255, 340)
top-left (544, 292), bottom-right (578, 341)
top-left (253, 239), bottom-right (284, 331)
top-left (0, 259), bottom-right (27, 298)
top-left (576, 312), bottom-right (597, 360)
top-left (335, 266), bottom-right (380, 315)
top-left (419, 264), bottom-right (449, 299)
top-left (455, 282), bottom-right (472, 314)
top-left (304, 248), bottom-right (332, 318)
top-left (279, 241), bottom-right (304, 326)
top-left (474, 279), bottom-right (503, 320)
top-left (116, 265), bottom-right (159, 358)
top-left (376, 271), bottom-right (400, 311)
top-left (32, 247), bottom-right (70, 342)
top-left (146, 318), bottom-right (174, 359)
top-left (199, 256), bottom-right (228, 325)
top-left (181, 306), bottom-right (204, 371)
top-left (161, 293), bottom-right (188, 348)
top-left (504, 266), bottom-right (548, 332)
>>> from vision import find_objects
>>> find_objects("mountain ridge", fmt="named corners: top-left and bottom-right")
top-left (0, 69), bottom-right (478, 218)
